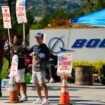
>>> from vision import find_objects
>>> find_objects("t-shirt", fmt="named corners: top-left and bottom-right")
top-left (29, 43), bottom-right (50, 71)
top-left (25, 55), bottom-right (32, 67)
top-left (11, 44), bottom-right (26, 70)
top-left (29, 43), bottom-right (50, 62)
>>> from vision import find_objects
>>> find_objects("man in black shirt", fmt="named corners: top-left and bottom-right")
top-left (29, 32), bottom-right (50, 105)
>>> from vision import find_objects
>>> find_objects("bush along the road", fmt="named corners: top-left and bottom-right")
top-left (72, 60), bottom-right (105, 75)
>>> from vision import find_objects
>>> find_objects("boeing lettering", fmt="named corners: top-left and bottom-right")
top-left (72, 39), bottom-right (105, 48)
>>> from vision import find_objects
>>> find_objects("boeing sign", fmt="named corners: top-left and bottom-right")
top-left (30, 28), bottom-right (105, 61)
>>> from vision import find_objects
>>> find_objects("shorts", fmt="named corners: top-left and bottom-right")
top-left (32, 71), bottom-right (45, 84)
top-left (9, 69), bottom-right (25, 84)
top-left (32, 62), bottom-right (47, 72)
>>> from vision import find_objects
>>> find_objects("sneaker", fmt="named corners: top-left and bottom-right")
top-left (33, 98), bottom-right (43, 104)
top-left (42, 99), bottom-right (50, 105)
top-left (20, 96), bottom-right (28, 101)
top-left (49, 78), bottom-right (54, 83)
top-left (45, 79), bottom-right (49, 83)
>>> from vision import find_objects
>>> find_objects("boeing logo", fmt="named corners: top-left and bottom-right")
top-left (48, 37), bottom-right (105, 54)
top-left (48, 36), bottom-right (70, 54)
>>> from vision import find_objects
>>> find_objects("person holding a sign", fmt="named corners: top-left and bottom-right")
top-left (28, 32), bottom-right (50, 105)
top-left (9, 35), bottom-right (27, 101)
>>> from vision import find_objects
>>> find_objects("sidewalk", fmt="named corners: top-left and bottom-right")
top-left (0, 83), bottom-right (105, 105)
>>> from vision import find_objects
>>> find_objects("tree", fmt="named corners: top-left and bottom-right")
top-left (81, 0), bottom-right (105, 14)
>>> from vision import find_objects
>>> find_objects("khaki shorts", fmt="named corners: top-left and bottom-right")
top-left (9, 69), bottom-right (25, 84)
top-left (32, 71), bottom-right (45, 84)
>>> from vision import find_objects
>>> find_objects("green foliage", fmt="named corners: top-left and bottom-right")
top-left (81, 0), bottom-right (105, 14)
top-left (1, 57), bottom-right (9, 79)
top-left (73, 60), bottom-right (105, 75)
top-left (31, 0), bottom-right (105, 29)
top-left (31, 9), bottom-right (71, 29)
top-left (1, 0), bottom-right (105, 36)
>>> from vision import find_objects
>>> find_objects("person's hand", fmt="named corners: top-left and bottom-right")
top-left (28, 64), bottom-right (32, 67)
top-left (55, 65), bottom-right (57, 69)
top-left (35, 56), bottom-right (40, 62)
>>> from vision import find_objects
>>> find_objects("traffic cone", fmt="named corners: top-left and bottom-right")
top-left (58, 75), bottom-right (72, 105)
top-left (8, 78), bottom-right (19, 103)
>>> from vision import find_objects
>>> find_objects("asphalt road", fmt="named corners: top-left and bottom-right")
top-left (0, 83), bottom-right (105, 105)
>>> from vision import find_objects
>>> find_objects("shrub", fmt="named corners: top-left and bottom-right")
top-left (72, 60), bottom-right (105, 75)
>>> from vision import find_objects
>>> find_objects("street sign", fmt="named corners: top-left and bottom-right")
top-left (16, 0), bottom-right (27, 23)
top-left (2, 6), bottom-right (12, 29)
top-left (57, 53), bottom-right (72, 76)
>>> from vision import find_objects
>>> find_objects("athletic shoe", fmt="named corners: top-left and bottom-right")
top-left (20, 96), bottom-right (28, 101)
top-left (49, 78), bottom-right (54, 83)
top-left (42, 99), bottom-right (50, 105)
top-left (33, 98), bottom-right (43, 104)
top-left (45, 79), bottom-right (49, 83)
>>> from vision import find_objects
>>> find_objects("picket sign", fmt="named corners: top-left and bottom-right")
top-left (2, 6), bottom-right (12, 47)
top-left (16, 0), bottom-right (27, 24)
top-left (2, 6), bottom-right (12, 29)
top-left (9, 55), bottom-right (18, 77)
top-left (16, 0), bottom-right (27, 41)
top-left (57, 53), bottom-right (72, 77)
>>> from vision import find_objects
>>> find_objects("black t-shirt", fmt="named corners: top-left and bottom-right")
top-left (11, 44), bottom-right (26, 69)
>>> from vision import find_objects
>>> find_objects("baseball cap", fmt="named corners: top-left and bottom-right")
top-left (34, 32), bottom-right (44, 37)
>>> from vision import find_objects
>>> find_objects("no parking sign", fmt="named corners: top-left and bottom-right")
top-left (57, 53), bottom-right (72, 76)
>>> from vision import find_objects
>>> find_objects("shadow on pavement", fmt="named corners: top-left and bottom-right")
top-left (72, 99), bottom-right (105, 105)
top-left (1, 95), bottom-right (105, 105)
top-left (0, 96), bottom-right (8, 100)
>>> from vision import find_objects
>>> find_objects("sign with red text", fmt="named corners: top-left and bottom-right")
top-left (2, 6), bottom-right (12, 28)
top-left (9, 55), bottom-right (18, 77)
top-left (57, 53), bottom-right (72, 76)
top-left (16, 0), bottom-right (27, 23)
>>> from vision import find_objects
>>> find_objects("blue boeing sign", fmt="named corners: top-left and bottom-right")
top-left (48, 37), bottom-right (105, 54)
top-left (72, 39), bottom-right (105, 48)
